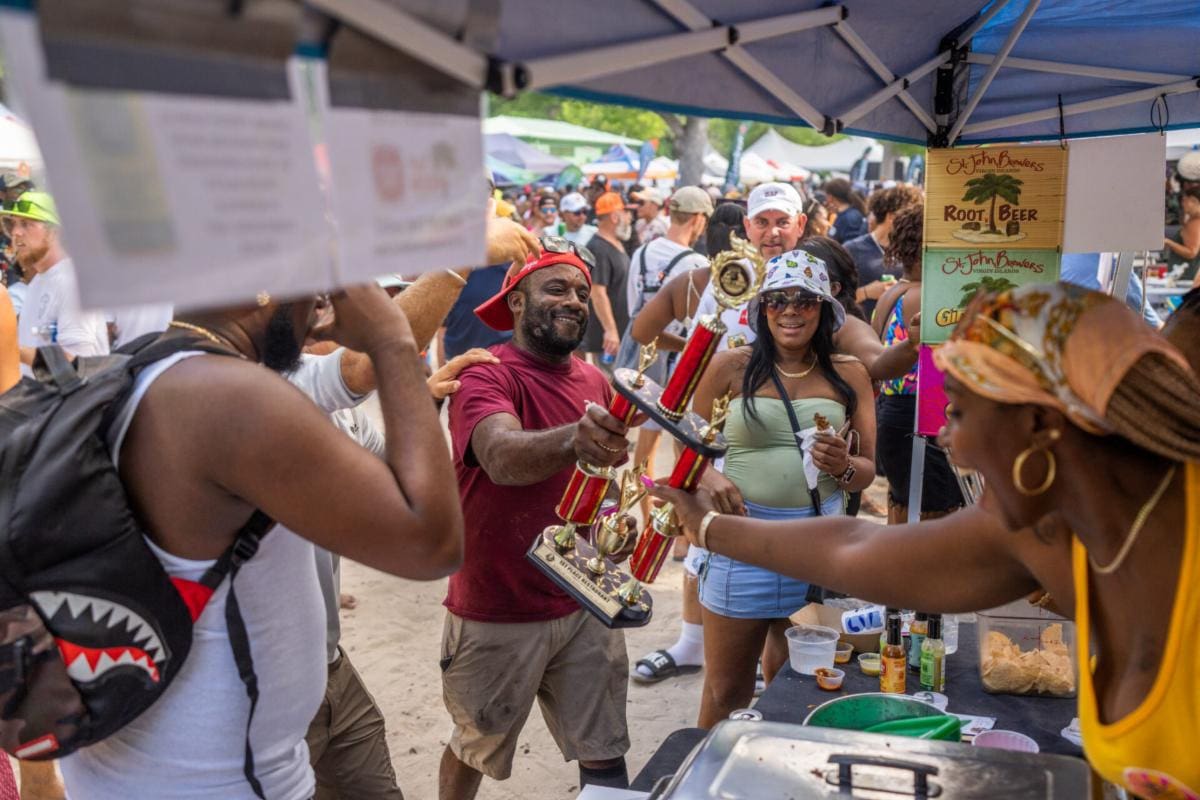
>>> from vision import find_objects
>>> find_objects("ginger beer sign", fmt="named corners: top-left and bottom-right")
top-left (925, 145), bottom-right (1067, 249)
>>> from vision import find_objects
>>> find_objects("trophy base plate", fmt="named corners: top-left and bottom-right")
top-left (526, 529), bottom-right (653, 629)
top-left (613, 369), bottom-right (727, 458)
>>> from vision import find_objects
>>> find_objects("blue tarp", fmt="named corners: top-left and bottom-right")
top-left (492, 0), bottom-right (1200, 145)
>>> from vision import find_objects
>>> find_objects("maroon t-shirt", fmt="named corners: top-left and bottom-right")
top-left (446, 342), bottom-right (613, 623)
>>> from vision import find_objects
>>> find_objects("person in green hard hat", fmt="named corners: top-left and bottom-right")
top-left (4, 191), bottom-right (109, 369)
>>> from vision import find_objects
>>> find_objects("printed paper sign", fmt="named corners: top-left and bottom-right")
top-left (925, 145), bottom-right (1068, 250)
top-left (322, 106), bottom-right (486, 283)
top-left (920, 248), bottom-right (1061, 342)
top-left (0, 10), bottom-right (329, 311)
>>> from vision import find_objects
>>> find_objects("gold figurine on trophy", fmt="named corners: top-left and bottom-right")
top-left (587, 463), bottom-right (648, 575)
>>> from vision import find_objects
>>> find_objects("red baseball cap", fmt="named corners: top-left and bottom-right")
top-left (474, 250), bottom-right (592, 331)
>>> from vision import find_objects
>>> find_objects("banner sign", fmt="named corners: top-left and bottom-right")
top-left (922, 144), bottom-right (1067, 343)
top-left (925, 145), bottom-right (1068, 250)
top-left (920, 248), bottom-right (1060, 338)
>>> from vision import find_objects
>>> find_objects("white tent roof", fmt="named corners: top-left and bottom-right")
top-left (484, 115), bottom-right (642, 147)
top-left (1167, 128), bottom-right (1200, 161)
top-left (746, 128), bottom-right (880, 173)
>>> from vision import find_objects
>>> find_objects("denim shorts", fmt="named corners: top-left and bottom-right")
top-left (699, 494), bottom-right (844, 619)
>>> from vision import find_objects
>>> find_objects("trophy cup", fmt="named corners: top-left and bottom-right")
top-left (528, 462), bottom-right (653, 628)
top-left (527, 235), bottom-right (765, 629)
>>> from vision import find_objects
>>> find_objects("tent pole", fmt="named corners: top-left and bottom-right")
top-left (964, 53), bottom-right (1189, 85)
top-left (839, 52), bottom-right (950, 129)
top-left (306, 0), bottom-right (488, 88)
top-left (833, 21), bottom-right (936, 132)
top-left (951, 0), bottom-right (1015, 49)
top-left (947, 0), bottom-right (1041, 145)
top-left (961, 77), bottom-right (1200, 136)
top-left (649, 0), bottom-right (829, 130)
top-left (518, 5), bottom-right (842, 93)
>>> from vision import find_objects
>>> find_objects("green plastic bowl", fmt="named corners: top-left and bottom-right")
top-left (803, 693), bottom-right (957, 741)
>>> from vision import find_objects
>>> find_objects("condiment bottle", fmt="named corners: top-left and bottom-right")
top-left (908, 612), bottom-right (928, 671)
top-left (879, 606), bottom-right (899, 654)
top-left (880, 611), bottom-right (906, 694)
top-left (920, 614), bottom-right (946, 692)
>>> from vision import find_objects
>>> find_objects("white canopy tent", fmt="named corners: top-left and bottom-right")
top-left (746, 128), bottom-right (880, 173)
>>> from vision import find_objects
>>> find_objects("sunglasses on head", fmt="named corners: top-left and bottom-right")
top-left (3, 198), bottom-right (40, 214)
top-left (763, 291), bottom-right (823, 312)
top-left (540, 235), bottom-right (596, 270)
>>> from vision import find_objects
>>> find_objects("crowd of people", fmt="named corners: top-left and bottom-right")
top-left (1, 160), bottom-right (1198, 800)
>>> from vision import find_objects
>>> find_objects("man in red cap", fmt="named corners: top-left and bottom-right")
top-left (439, 245), bottom-right (634, 799)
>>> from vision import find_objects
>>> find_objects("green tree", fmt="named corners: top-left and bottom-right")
top-left (959, 275), bottom-right (1019, 306)
top-left (961, 174), bottom-right (1023, 233)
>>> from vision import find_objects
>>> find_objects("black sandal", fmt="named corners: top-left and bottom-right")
top-left (632, 649), bottom-right (702, 684)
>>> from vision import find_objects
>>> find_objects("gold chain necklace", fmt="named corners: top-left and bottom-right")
top-left (1089, 464), bottom-right (1178, 575)
top-left (168, 321), bottom-right (245, 358)
top-left (775, 355), bottom-right (817, 379)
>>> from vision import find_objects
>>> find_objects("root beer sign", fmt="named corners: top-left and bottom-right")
top-left (921, 144), bottom-right (1066, 343)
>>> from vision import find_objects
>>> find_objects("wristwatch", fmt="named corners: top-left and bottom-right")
top-left (838, 463), bottom-right (857, 486)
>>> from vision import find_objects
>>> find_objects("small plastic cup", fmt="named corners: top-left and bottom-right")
top-left (786, 624), bottom-right (839, 675)
top-left (834, 641), bottom-right (854, 664)
top-left (815, 667), bottom-right (845, 691)
top-left (972, 730), bottom-right (1040, 753)
top-left (857, 652), bottom-right (881, 676)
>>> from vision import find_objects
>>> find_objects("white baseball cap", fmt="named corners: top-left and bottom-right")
top-left (632, 187), bottom-right (667, 206)
top-left (560, 192), bottom-right (588, 213)
top-left (747, 182), bottom-right (804, 219)
top-left (1177, 150), bottom-right (1200, 181)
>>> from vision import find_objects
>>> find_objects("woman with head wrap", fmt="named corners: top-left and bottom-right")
top-left (653, 283), bottom-right (1200, 795)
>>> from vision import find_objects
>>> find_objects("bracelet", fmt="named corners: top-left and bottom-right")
top-left (697, 510), bottom-right (721, 551)
top-left (445, 269), bottom-right (468, 286)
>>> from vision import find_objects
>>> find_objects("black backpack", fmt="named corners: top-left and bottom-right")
top-left (0, 337), bottom-right (274, 796)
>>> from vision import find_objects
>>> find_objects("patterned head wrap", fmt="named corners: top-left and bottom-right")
top-left (935, 283), bottom-right (1190, 434)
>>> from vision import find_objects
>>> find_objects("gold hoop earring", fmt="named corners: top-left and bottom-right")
top-left (256, 291), bottom-right (271, 307)
top-left (1012, 446), bottom-right (1056, 496)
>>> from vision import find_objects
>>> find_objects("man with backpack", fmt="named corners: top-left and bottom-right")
top-left (0, 284), bottom-right (463, 800)
top-left (621, 185), bottom-right (712, 503)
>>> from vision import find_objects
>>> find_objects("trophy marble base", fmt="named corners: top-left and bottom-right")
top-left (526, 527), bottom-right (653, 629)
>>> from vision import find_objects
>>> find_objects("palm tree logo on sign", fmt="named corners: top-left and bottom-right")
top-left (951, 174), bottom-right (1027, 244)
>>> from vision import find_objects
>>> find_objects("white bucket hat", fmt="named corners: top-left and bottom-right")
top-left (747, 249), bottom-right (845, 333)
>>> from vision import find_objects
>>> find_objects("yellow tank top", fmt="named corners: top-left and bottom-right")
top-left (1073, 461), bottom-right (1199, 798)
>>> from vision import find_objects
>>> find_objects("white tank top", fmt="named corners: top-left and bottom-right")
top-left (61, 352), bottom-right (327, 800)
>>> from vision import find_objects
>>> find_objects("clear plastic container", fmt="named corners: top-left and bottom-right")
top-left (786, 624), bottom-right (839, 675)
top-left (977, 601), bottom-right (1077, 697)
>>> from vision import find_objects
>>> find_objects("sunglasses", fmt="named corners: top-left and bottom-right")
top-left (540, 205), bottom-right (557, 214)
top-left (541, 235), bottom-right (596, 270)
top-left (2, 198), bottom-right (42, 215)
top-left (763, 291), bottom-right (823, 312)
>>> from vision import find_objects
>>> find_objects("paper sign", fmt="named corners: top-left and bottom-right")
top-left (919, 248), bottom-right (1061, 342)
top-left (916, 345), bottom-right (948, 437)
top-left (925, 145), bottom-right (1068, 250)
top-left (0, 10), bottom-right (329, 311)
top-left (322, 105), bottom-right (486, 283)
top-left (1063, 133), bottom-right (1165, 253)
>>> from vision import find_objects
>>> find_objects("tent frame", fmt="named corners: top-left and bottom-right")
top-left (314, 0), bottom-right (1200, 148)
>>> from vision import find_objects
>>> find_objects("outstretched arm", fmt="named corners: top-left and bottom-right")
top-left (650, 484), bottom-right (1048, 614)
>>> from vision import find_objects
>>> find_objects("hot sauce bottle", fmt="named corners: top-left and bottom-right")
top-left (920, 613), bottom-right (947, 692)
top-left (880, 611), bottom-right (907, 694)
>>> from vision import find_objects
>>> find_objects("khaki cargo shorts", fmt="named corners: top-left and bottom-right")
top-left (441, 609), bottom-right (630, 780)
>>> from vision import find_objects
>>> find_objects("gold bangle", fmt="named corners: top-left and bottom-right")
top-left (445, 269), bottom-right (468, 286)
top-left (698, 510), bottom-right (721, 551)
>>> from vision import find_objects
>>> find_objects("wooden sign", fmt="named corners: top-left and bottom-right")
top-left (925, 145), bottom-right (1068, 250)
top-left (920, 248), bottom-right (1060, 342)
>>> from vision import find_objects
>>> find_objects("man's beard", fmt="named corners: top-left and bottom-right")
top-left (522, 300), bottom-right (587, 357)
top-left (263, 304), bottom-right (304, 374)
top-left (616, 220), bottom-right (633, 241)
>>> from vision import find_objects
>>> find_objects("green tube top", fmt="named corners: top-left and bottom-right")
top-left (722, 396), bottom-right (847, 508)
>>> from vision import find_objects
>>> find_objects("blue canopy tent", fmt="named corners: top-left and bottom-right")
top-left (582, 143), bottom-right (642, 176)
top-left (331, 0), bottom-right (1200, 146)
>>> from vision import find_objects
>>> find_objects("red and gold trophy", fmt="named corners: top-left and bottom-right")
top-left (528, 237), bottom-right (764, 628)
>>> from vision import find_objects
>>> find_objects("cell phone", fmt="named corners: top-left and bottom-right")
top-left (881, 274), bottom-right (897, 283)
